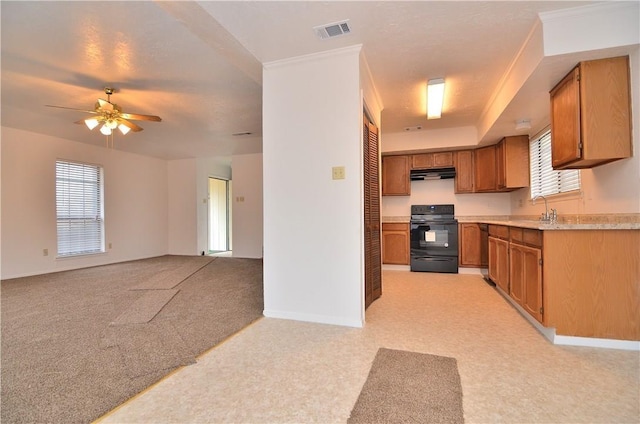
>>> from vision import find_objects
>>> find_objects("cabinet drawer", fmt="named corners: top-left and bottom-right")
top-left (523, 229), bottom-right (542, 247)
top-left (510, 227), bottom-right (523, 243)
top-left (382, 222), bottom-right (409, 231)
top-left (510, 227), bottom-right (542, 247)
top-left (488, 224), bottom-right (509, 239)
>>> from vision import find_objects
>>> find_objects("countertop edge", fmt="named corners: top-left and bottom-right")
top-left (382, 215), bottom-right (640, 230)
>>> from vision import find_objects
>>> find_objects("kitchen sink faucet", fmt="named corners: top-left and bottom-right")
top-left (532, 195), bottom-right (556, 222)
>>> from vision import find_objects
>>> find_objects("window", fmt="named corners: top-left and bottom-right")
top-left (56, 160), bottom-right (104, 257)
top-left (529, 129), bottom-right (580, 198)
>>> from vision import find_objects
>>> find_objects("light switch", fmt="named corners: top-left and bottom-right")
top-left (332, 166), bottom-right (345, 180)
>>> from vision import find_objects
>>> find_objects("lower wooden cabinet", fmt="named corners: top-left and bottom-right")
top-left (487, 225), bottom-right (639, 340)
top-left (510, 243), bottom-right (543, 323)
top-left (459, 223), bottom-right (488, 267)
top-left (382, 223), bottom-right (409, 265)
top-left (488, 236), bottom-right (509, 293)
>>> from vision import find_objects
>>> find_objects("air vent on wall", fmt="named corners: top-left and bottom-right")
top-left (313, 20), bottom-right (352, 40)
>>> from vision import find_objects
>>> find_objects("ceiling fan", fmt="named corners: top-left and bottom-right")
top-left (46, 87), bottom-right (162, 136)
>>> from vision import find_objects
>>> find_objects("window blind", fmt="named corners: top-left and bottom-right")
top-left (56, 160), bottom-right (104, 257)
top-left (529, 129), bottom-right (580, 198)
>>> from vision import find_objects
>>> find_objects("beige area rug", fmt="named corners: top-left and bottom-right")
top-left (348, 348), bottom-right (464, 424)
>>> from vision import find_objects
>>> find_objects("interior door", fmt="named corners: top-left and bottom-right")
top-left (364, 114), bottom-right (381, 309)
top-left (208, 177), bottom-right (230, 252)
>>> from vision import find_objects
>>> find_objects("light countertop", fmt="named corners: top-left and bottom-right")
top-left (382, 214), bottom-right (640, 230)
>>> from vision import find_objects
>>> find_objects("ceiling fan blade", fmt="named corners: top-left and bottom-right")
top-left (45, 104), bottom-right (98, 114)
top-left (120, 112), bottom-right (162, 122)
top-left (117, 118), bottom-right (144, 132)
top-left (97, 98), bottom-right (114, 111)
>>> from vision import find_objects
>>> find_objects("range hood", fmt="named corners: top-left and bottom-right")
top-left (410, 167), bottom-right (456, 181)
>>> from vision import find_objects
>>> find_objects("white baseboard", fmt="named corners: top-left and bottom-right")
top-left (494, 285), bottom-right (639, 351)
top-left (552, 335), bottom-right (640, 351)
top-left (458, 267), bottom-right (485, 275)
top-left (263, 309), bottom-right (364, 328)
top-left (382, 264), bottom-right (410, 271)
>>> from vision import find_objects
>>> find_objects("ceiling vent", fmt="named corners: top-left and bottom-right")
top-left (313, 20), bottom-right (351, 40)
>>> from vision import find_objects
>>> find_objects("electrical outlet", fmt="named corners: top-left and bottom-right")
top-left (332, 166), bottom-right (345, 180)
top-left (108, 243), bottom-right (112, 249)
top-left (43, 248), bottom-right (48, 256)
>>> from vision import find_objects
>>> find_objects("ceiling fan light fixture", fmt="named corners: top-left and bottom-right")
top-left (99, 125), bottom-right (112, 136)
top-left (85, 118), bottom-right (100, 130)
top-left (118, 124), bottom-right (131, 135)
top-left (105, 119), bottom-right (118, 130)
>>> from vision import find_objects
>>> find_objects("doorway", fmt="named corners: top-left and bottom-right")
top-left (208, 177), bottom-right (232, 253)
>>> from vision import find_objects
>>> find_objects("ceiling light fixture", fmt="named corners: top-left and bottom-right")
top-left (427, 78), bottom-right (445, 120)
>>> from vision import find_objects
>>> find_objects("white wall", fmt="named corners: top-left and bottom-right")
top-left (381, 126), bottom-right (478, 153)
top-left (1, 127), bottom-right (168, 279)
top-left (263, 45), bottom-right (363, 327)
top-left (382, 178), bottom-right (512, 218)
top-left (167, 159), bottom-right (198, 255)
top-left (230, 153), bottom-right (263, 258)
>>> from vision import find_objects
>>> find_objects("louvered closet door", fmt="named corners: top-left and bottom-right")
top-left (364, 115), bottom-right (382, 309)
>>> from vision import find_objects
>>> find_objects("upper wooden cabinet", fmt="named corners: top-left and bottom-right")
top-left (412, 152), bottom-right (454, 169)
top-left (383, 136), bottom-right (529, 195)
top-left (550, 56), bottom-right (632, 169)
top-left (474, 145), bottom-right (497, 192)
top-left (382, 155), bottom-right (410, 196)
top-left (454, 150), bottom-right (474, 193)
top-left (496, 136), bottom-right (530, 191)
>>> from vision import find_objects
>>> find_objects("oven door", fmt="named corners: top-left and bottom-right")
top-left (410, 220), bottom-right (459, 256)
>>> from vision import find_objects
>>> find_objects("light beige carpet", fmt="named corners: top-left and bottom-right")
top-left (348, 347), bottom-right (464, 423)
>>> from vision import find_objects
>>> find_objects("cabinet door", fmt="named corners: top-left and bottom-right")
top-left (459, 223), bottom-right (482, 267)
top-left (509, 244), bottom-right (525, 306)
top-left (412, 153), bottom-right (433, 169)
top-left (500, 136), bottom-right (530, 190)
top-left (474, 145), bottom-right (497, 192)
top-left (433, 152), bottom-right (454, 167)
top-left (382, 155), bottom-right (410, 196)
top-left (550, 67), bottom-right (581, 168)
top-left (521, 245), bottom-right (543, 323)
top-left (496, 141), bottom-right (506, 190)
top-left (454, 150), bottom-right (474, 193)
top-left (496, 238), bottom-right (509, 293)
top-left (489, 236), bottom-right (509, 292)
top-left (382, 223), bottom-right (409, 265)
